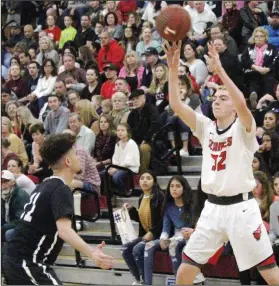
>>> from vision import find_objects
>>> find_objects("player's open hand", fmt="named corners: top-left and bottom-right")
top-left (206, 43), bottom-right (223, 74)
top-left (92, 241), bottom-right (114, 270)
top-left (162, 41), bottom-right (182, 69)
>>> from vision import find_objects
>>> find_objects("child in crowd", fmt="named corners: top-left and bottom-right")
top-left (101, 99), bottom-right (113, 116)
top-left (58, 15), bottom-right (77, 50)
top-left (143, 175), bottom-right (194, 285)
top-left (91, 95), bottom-right (104, 115)
top-left (121, 170), bottom-right (165, 285)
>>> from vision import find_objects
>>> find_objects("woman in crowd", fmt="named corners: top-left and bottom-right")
top-left (167, 75), bottom-right (201, 157)
top-left (110, 92), bottom-right (130, 128)
top-left (58, 44), bottom-right (80, 74)
top-left (119, 51), bottom-right (144, 91)
top-left (102, 1), bottom-right (123, 24)
top-left (75, 99), bottom-right (100, 133)
top-left (5, 100), bottom-right (21, 137)
top-left (36, 36), bottom-right (59, 67)
top-left (121, 170), bottom-right (164, 285)
top-left (31, 59), bottom-right (57, 111)
top-left (78, 45), bottom-right (97, 70)
top-left (242, 27), bottom-right (277, 102)
top-left (144, 175), bottom-right (194, 285)
top-left (94, 115), bottom-right (117, 171)
top-left (28, 123), bottom-right (52, 182)
top-left (7, 158), bottom-right (36, 195)
top-left (104, 12), bottom-right (124, 41)
top-left (256, 110), bottom-right (278, 144)
top-left (1, 116), bottom-right (28, 167)
top-left (181, 42), bottom-right (208, 86)
top-left (28, 47), bottom-right (37, 61)
top-left (141, 1), bottom-right (167, 26)
top-left (81, 67), bottom-right (101, 100)
top-left (68, 90), bottom-right (81, 113)
top-left (149, 63), bottom-right (169, 114)
top-left (252, 152), bottom-right (270, 177)
top-left (258, 130), bottom-right (279, 176)
top-left (1, 139), bottom-right (19, 170)
top-left (136, 27), bottom-right (161, 59)
top-left (121, 26), bottom-right (138, 52)
top-left (44, 15), bottom-right (61, 46)
top-left (125, 12), bottom-right (142, 37)
top-left (91, 95), bottom-right (104, 115)
top-left (104, 123), bottom-right (140, 195)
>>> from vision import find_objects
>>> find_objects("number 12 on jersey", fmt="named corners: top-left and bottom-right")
top-left (211, 151), bottom-right (227, 171)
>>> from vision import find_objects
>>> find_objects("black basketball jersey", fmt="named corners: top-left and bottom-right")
top-left (4, 177), bottom-right (74, 265)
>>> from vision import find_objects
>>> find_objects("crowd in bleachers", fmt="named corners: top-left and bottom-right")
top-left (1, 0), bottom-right (279, 285)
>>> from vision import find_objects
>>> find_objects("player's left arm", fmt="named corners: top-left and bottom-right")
top-left (207, 44), bottom-right (254, 133)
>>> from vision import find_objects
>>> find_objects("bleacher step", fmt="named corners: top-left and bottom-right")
top-left (157, 175), bottom-right (200, 189)
top-left (167, 165), bottom-right (201, 173)
top-left (181, 156), bottom-right (202, 166)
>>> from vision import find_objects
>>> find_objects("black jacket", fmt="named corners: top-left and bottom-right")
top-left (129, 190), bottom-right (164, 238)
top-left (141, 59), bottom-right (163, 88)
top-left (127, 103), bottom-right (160, 144)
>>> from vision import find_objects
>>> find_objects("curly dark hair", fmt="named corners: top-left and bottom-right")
top-left (39, 134), bottom-right (76, 167)
top-left (162, 175), bottom-right (193, 224)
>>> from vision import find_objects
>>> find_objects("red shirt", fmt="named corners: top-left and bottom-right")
top-left (45, 26), bottom-right (61, 42)
top-left (100, 81), bottom-right (116, 99)
top-left (117, 0), bottom-right (137, 22)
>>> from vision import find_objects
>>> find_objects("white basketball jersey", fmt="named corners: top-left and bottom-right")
top-left (193, 114), bottom-right (259, 196)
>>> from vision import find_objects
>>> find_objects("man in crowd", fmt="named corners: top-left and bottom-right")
top-left (74, 14), bottom-right (96, 48)
top-left (264, 9), bottom-right (279, 50)
top-left (1, 170), bottom-right (29, 242)
top-left (114, 78), bottom-right (130, 97)
top-left (22, 24), bottom-right (37, 48)
top-left (100, 63), bottom-right (119, 99)
top-left (127, 89), bottom-right (160, 172)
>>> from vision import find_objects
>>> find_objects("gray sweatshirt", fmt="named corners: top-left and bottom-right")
top-left (269, 200), bottom-right (279, 244)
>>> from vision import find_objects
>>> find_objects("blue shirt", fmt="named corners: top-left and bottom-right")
top-left (263, 25), bottom-right (279, 50)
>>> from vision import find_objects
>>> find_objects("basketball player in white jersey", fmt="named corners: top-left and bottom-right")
top-left (163, 41), bottom-right (279, 284)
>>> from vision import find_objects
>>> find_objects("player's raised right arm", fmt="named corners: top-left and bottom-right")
top-left (163, 41), bottom-right (196, 130)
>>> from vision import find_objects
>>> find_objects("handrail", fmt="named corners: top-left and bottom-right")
top-left (104, 164), bottom-right (136, 243)
top-left (151, 120), bottom-right (183, 175)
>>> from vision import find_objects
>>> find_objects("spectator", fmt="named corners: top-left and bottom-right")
top-left (140, 47), bottom-right (162, 91)
top-left (68, 113), bottom-right (96, 154)
top-left (4, 64), bottom-right (28, 100)
top-left (29, 59), bottom-right (57, 111)
top-left (59, 16), bottom-right (77, 50)
top-left (75, 99), bottom-right (99, 131)
top-left (136, 27), bottom-right (161, 60)
top-left (125, 11), bottom-right (142, 37)
top-left (240, 0), bottom-right (268, 45)
top-left (28, 47), bottom-right (37, 61)
top-left (222, 1), bottom-right (242, 46)
top-left (119, 51), bottom-right (144, 91)
top-left (58, 46), bottom-right (80, 74)
top-left (1, 117), bottom-right (28, 167)
top-left (100, 99), bottom-right (113, 116)
top-left (14, 42), bottom-right (27, 57)
top-left (3, 40), bottom-right (16, 69)
top-left (144, 176), bottom-right (195, 285)
top-left (114, 77), bottom-right (130, 96)
top-left (263, 9), bottom-right (279, 51)
top-left (68, 90), bottom-right (81, 112)
top-left (64, 73), bottom-right (86, 94)
top-left (258, 130), bottom-right (279, 176)
top-left (110, 92), bottom-right (130, 128)
top-left (101, 1), bottom-right (123, 24)
top-left (100, 63), bottom-right (119, 99)
top-left (87, 1), bottom-right (103, 25)
top-left (7, 158), bottom-right (36, 195)
top-left (104, 12), bottom-right (124, 42)
top-left (36, 36), bottom-right (59, 67)
top-left (273, 172), bottom-right (279, 196)
top-left (55, 79), bottom-right (71, 107)
top-left (18, 51), bottom-right (31, 72)
top-left (22, 25), bottom-right (37, 48)
top-left (142, 1), bottom-right (167, 26)
top-left (1, 88), bottom-right (15, 117)
top-left (269, 199), bottom-right (279, 265)
top-left (28, 123), bottom-right (52, 182)
top-left (121, 26), bottom-right (138, 52)
top-left (167, 75), bottom-right (201, 157)
top-left (91, 95), bottom-right (104, 115)
top-left (97, 30), bottom-right (125, 73)
top-left (118, 0), bottom-right (137, 23)
top-left (94, 21), bottom-right (104, 44)
top-left (57, 53), bottom-right (87, 83)
top-left (149, 63), bottom-right (169, 113)
top-left (190, 1), bottom-right (217, 46)
top-left (242, 27), bottom-right (278, 103)
top-left (44, 94), bottom-right (70, 135)
top-left (252, 152), bottom-right (270, 177)
top-left (121, 170), bottom-right (164, 285)
top-left (81, 67), bottom-right (101, 100)
top-left (1, 139), bottom-right (19, 171)
top-left (1, 170), bottom-right (29, 242)
top-left (94, 115), bottom-right (117, 171)
top-left (128, 89), bottom-right (159, 172)
top-left (74, 14), bottom-right (96, 48)
top-left (78, 45), bottom-right (98, 70)
top-left (26, 61), bottom-right (40, 97)
top-left (5, 100), bottom-right (21, 137)
top-left (181, 42), bottom-right (208, 86)
top-left (45, 15), bottom-right (61, 46)
top-left (253, 171), bottom-right (279, 222)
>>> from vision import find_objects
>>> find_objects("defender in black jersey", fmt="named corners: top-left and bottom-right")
top-left (2, 134), bottom-right (114, 285)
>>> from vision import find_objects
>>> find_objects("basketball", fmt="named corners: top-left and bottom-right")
top-left (155, 5), bottom-right (191, 42)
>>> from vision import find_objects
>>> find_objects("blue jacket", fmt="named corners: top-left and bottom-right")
top-left (263, 25), bottom-right (279, 51)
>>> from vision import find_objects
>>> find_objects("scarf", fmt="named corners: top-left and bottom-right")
top-left (254, 44), bottom-right (267, 67)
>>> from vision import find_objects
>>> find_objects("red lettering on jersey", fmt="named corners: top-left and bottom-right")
top-left (227, 136), bottom-right (232, 147)
top-left (209, 140), bottom-right (214, 151)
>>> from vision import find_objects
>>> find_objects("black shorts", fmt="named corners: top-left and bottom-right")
top-left (2, 255), bottom-right (62, 285)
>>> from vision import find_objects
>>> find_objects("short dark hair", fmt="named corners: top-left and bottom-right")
top-left (48, 93), bottom-right (61, 101)
top-left (116, 77), bottom-right (128, 84)
top-left (2, 87), bottom-right (12, 95)
top-left (39, 133), bottom-right (76, 167)
top-left (29, 123), bottom-right (45, 135)
top-left (28, 60), bottom-right (40, 69)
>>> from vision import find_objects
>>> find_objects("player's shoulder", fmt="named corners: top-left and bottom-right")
top-left (36, 177), bottom-right (69, 194)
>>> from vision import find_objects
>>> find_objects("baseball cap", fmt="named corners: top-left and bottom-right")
top-left (103, 63), bottom-right (118, 71)
top-left (9, 22), bottom-right (21, 29)
top-left (270, 9), bottom-right (279, 17)
top-left (142, 47), bottom-right (159, 56)
top-left (129, 89), bottom-right (145, 99)
top-left (1, 170), bottom-right (15, 181)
